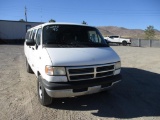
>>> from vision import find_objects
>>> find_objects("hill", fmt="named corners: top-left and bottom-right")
top-left (97, 26), bottom-right (160, 40)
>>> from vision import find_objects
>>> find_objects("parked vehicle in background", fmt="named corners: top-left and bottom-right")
top-left (104, 35), bottom-right (131, 46)
top-left (24, 22), bottom-right (122, 106)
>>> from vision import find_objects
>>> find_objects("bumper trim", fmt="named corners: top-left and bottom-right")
top-left (45, 80), bottom-right (121, 98)
top-left (41, 74), bottom-right (122, 90)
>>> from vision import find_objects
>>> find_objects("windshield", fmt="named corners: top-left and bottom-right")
top-left (43, 25), bottom-right (108, 47)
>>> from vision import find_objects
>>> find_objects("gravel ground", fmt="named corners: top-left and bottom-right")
top-left (0, 45), bottom-right (160, 120)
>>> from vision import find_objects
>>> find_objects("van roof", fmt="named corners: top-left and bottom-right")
top-left (27, 22), bottom-right (92, 31)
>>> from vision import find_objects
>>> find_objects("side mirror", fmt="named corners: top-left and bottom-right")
top-left (26, 39), bottom-right (35, 46)
top-left (104, 39), bottom-right (110, 46)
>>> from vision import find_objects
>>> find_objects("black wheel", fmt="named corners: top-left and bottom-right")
top-left (122, 41), bottom-right (127, 46)
top-left (37, 75), bottom-right (52, 106)
top-left (26, 58), bottom-right (33, 73)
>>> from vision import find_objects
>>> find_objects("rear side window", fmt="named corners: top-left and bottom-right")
top-left (109, 36), bottom-right (119, 38)
top-left (29, 31), bottom-right (33, 39)
top-left (32, 29), bottom-right (37, 40)
top-left (25, 31), bottom-right (30, 39)
top-left (113, 36), bottom-right (119, 38)
top-left (35, 28), bottom-right (42, 45)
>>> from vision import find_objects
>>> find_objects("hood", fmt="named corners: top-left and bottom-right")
top-left (45, 47), bottom-right (120, 66)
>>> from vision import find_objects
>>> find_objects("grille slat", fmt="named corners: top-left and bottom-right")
top-left (96, 69), bottom-right (114, 73)
top-left (69, 72), bottom-right (94, 76)
top-left (96, 71), bottom-right (113, 77)
top-left (68, 68), bottom-right (94, 75)
top-left (67, 64), bottom-right (115, 81)
top-left (70, 74), bottom-right (94, 81)
top-left (97, 65), bottom-right (114, 72)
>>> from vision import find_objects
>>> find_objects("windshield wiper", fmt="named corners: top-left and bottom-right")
top-left (78, 42), bottom-right (108, 47)
top-left (43, 43), bottom-right (83, 48)
top-left (43, 41), bottom-right (108, 47)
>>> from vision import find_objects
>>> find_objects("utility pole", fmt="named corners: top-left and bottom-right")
top-left (25, 6), bottom-right (27, 22)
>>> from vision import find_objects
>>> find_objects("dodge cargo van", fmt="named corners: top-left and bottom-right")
top-left (24, 23), bottom-right (122, 106)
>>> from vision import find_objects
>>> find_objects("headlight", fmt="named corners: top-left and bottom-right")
top-left (45, 66), bottom-right (66, 75)
top-left (114, 62), bottom-right (121, 75)
top-left (115, 62), bottom-right (121, 70)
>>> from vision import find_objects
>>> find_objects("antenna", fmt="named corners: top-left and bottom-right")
top-left (41, 8), bottom-right (42, 22)
top-left (25, 6), bottom-right (27, 22)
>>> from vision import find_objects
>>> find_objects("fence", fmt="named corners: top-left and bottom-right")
top-left (0, 39), bottom-right (25, 44)
top-left (1, 38), bottom-right (160, 47)
top-left (131, 39), bottom-right (160, 48)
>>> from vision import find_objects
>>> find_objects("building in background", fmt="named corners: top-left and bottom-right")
top-left (0, 20), bottom-right (43, 44)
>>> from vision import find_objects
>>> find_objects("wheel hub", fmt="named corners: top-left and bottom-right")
top-left (39, 82), bottom-right (42, 99)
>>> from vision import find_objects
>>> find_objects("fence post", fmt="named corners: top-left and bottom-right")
top-left (139, 39), bottom-right (141, 47)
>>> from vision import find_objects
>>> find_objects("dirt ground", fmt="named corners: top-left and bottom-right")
top-left (0, 45), bottom-right (160, 120)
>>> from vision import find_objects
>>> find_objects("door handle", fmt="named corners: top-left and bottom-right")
top-left (32, 47), bottom-right (34, 50)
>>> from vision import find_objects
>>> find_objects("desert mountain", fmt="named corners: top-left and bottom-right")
top-left (97, 26), bottom-right (160, 39)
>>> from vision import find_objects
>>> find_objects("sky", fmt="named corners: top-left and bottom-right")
top-left (0, 0), bottom-right (160, 30)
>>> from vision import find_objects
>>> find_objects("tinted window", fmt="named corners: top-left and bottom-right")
top-left (29, 31), bottom-right (33, 39)
top-left (32, 29), bottom-right (37, 40)
top-left (25, 31), bottom-right (30, 39)
top-left (109, 36), bottom-right (119, 38)
top-left (113, 36), bottom-right (119, 38)
top-left (88, 31), bottom-right (102, 43)
top-left (35, 28), bottom-right (42, 45)
top-left (43, 25), bottom-right (108, 47)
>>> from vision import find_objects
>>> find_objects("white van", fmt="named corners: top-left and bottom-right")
top-left (24, 22), bottom-right (122, 106)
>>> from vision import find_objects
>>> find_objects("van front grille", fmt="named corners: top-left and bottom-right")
top-left (68, 68), bottom-right (94, 74)
top-left (66, 64), bottom-right (115, 81)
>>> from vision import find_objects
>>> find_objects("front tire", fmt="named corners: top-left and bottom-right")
top-left (122, 41), bottom-right (127, 46)
top-left (37, 75), bottom-right (52, 106)
top-left (26, 58), bottom-right (33, 73)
